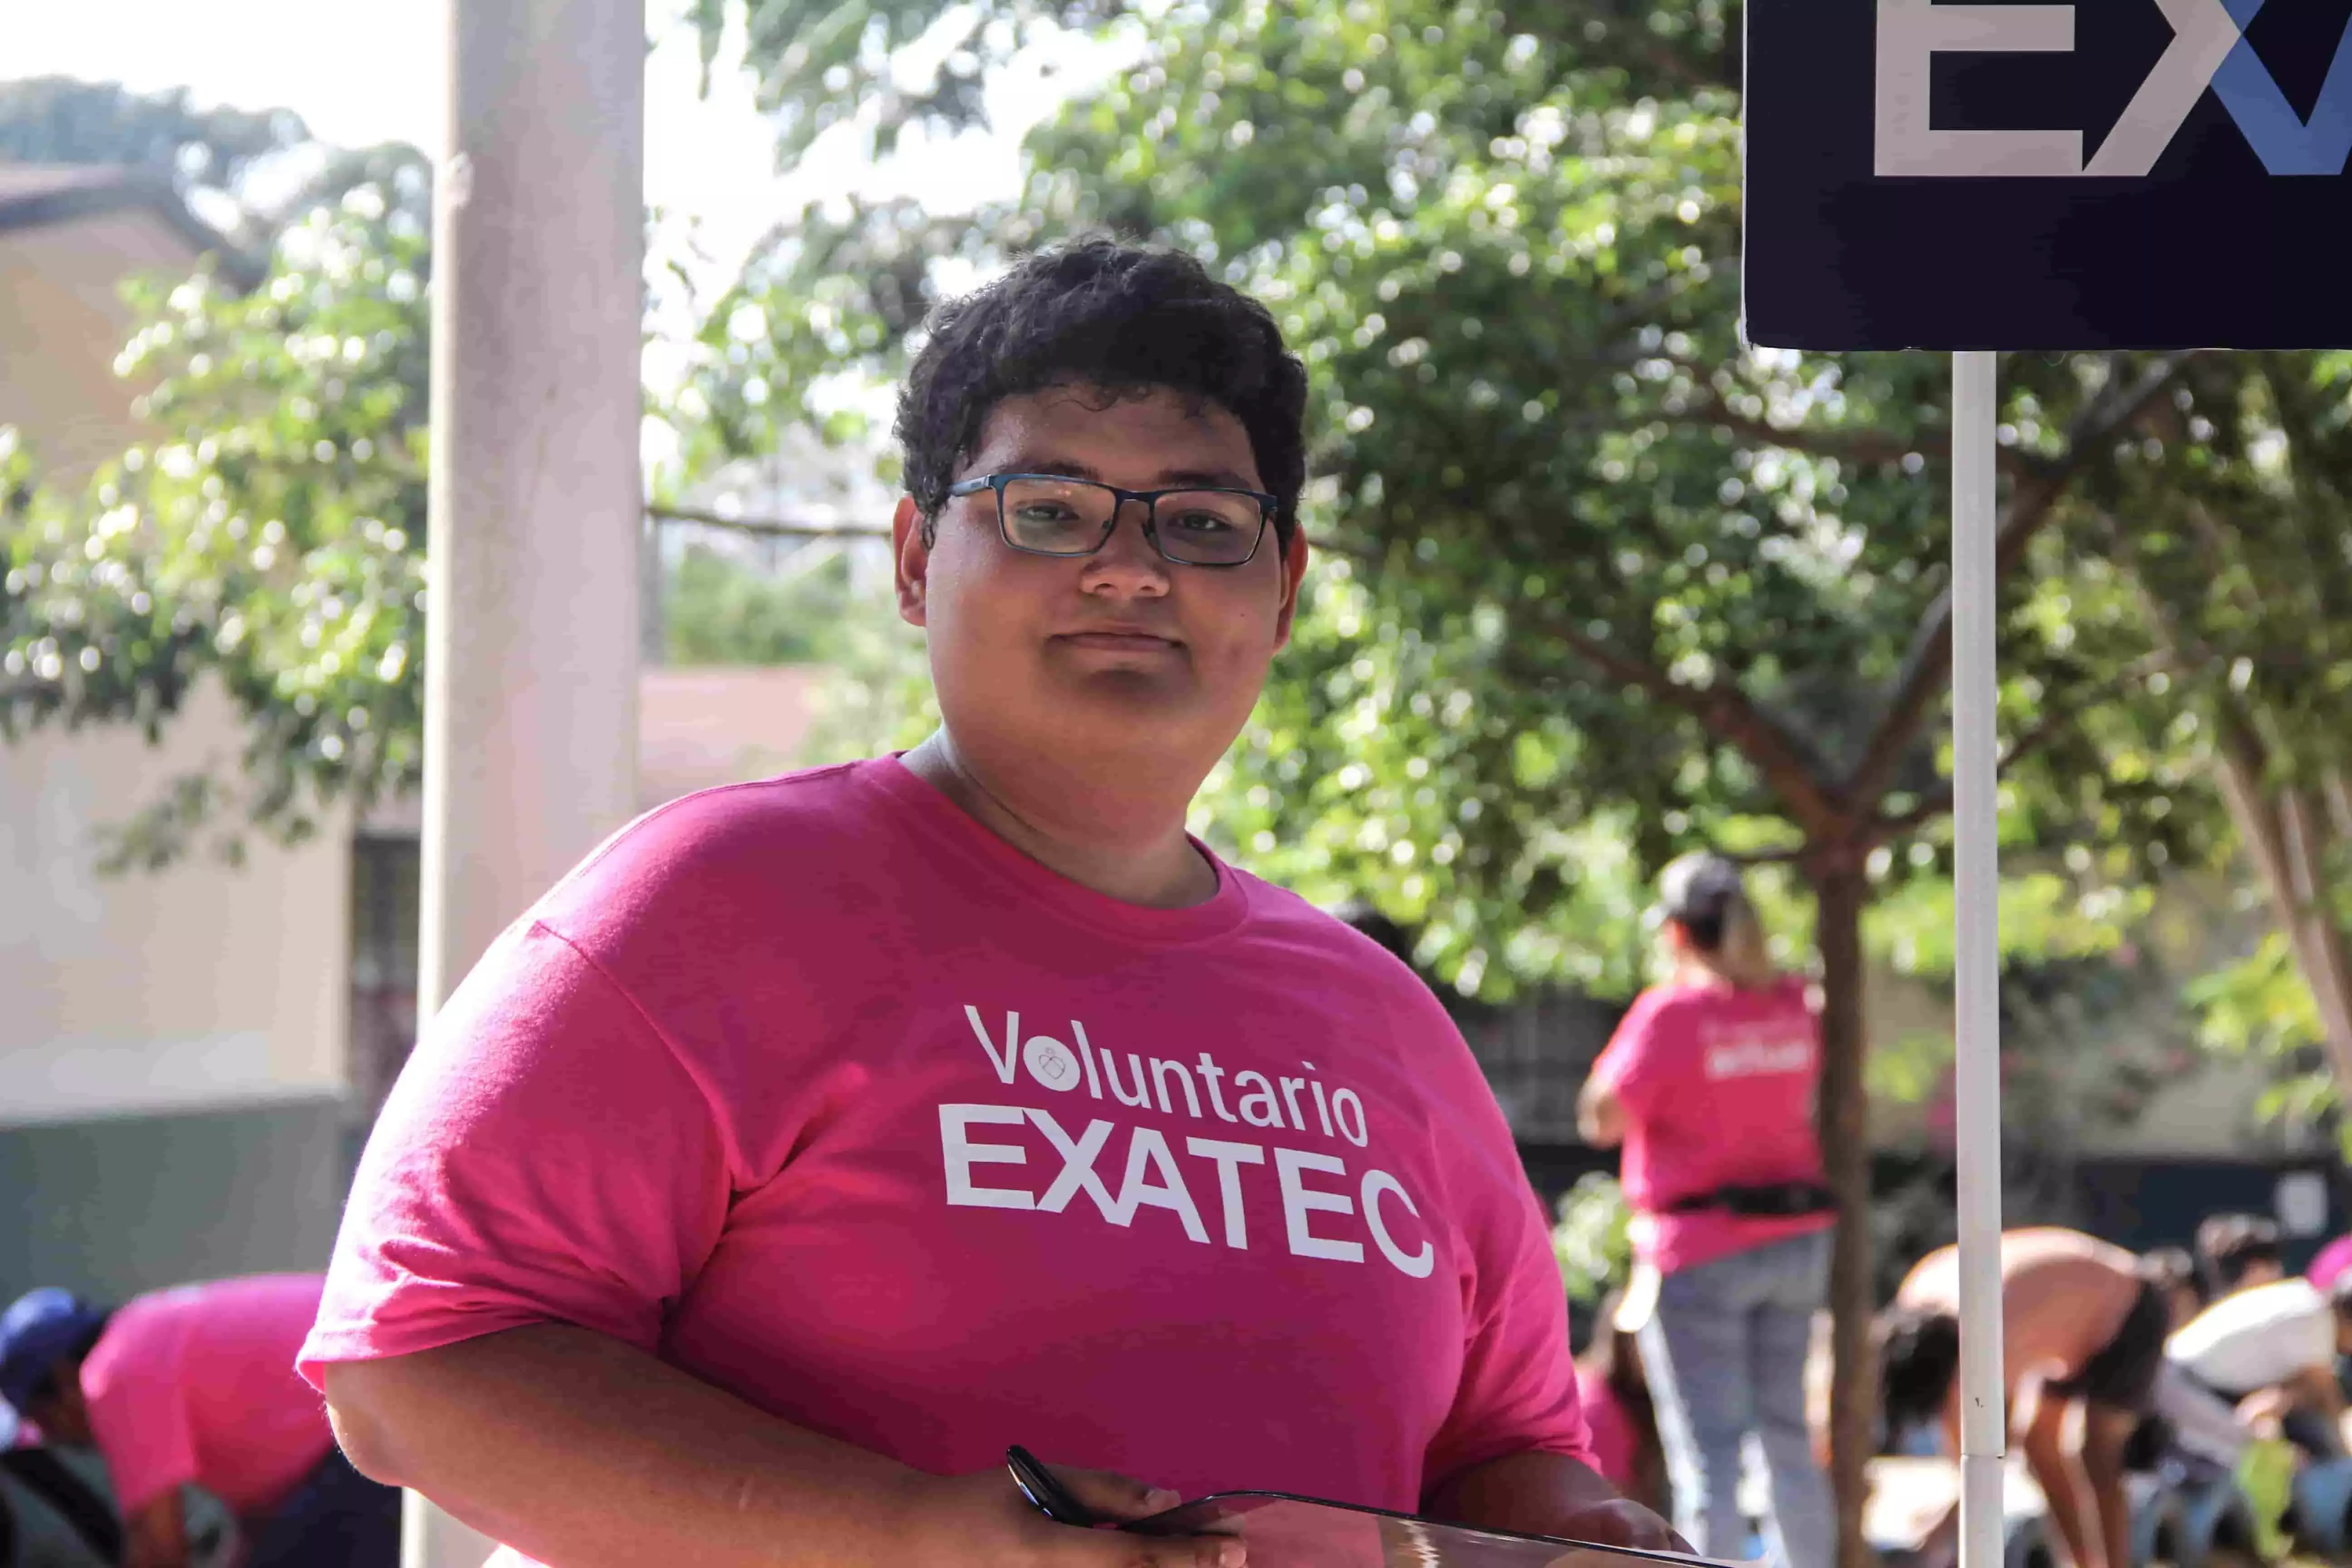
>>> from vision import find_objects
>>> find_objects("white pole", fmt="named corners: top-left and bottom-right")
top-left (405, 0), bottom-right (645, 1560)
top-left (1951, 350), bottom-right (2007, 1568)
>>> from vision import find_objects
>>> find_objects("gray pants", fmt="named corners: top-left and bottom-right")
top-left (1637, 1228), bottom-right (1835, 1568)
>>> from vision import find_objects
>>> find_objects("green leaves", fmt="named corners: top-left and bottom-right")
top-left (1550, 1171), bottom-right (1632, 1305)
top-left (686, 0), bottom-right (2208, 1004)
top-left (3, 171), bottom-right (430, 863)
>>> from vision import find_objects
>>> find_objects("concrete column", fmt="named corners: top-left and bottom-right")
top-left (407, 0), bottom-right (644, 1560)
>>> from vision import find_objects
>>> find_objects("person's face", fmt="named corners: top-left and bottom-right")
top-left (24, 1359), bottom-right (92, 1445)
top-left (2239, 1258), bottom-right (2287, 1291)
top-left (895, 384), bottom-right (1308, 792)
top-left (2165, 1283), bottom-right (2201, 1332)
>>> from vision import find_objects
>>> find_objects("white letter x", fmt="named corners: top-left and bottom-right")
top-left (2085, 0), bottom-right (2243, 176)
top-left (1027, 1109), bottom-right (1120, 1219)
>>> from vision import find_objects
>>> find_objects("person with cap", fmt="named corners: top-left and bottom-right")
top-left (0, 1275), bottom-right (397, 1568)
top-left (1576, 852), bottom-right (1834, 1568)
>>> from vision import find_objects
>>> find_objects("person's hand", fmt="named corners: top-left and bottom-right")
top-left (1546, 1496), bottom-right (1692, 1556)
top-left (902, 1461), bottom-right (1245, 1567)
top-left (2236, 1387), bottom-right (2294, 1438)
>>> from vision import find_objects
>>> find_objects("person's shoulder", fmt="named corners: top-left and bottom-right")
top-left (530, 759), bottom-right (909, 969)
top-left (1617, 980), bottom-right (1712, 1036)
top-left (2241, 1277), bottom-right (2328, 1323)
top-left (1895, 1243), bottom-right (1961, 1307)
top-left (543, 760), bottom-right (888, 909)
top-left (1230, 876), bottom-right (1458, 1018)
top-left (78, 1289), bottom-right (183, 1387)
top-left (598, 758), bottom-right (882, 862)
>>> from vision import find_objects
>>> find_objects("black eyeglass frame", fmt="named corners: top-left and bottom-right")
top-left (943, 472), bottom-right (1283, 568)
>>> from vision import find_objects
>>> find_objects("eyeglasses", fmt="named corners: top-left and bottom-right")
top-left (944, 473), bottom-right (1279, 568)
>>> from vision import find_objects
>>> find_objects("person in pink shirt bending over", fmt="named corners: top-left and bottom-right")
top-left (0, 1275), bottom-right (397, 1568)
top-left (302, 237), bottom-right (1683, 1568)
top-left (1578, 853), bottom-right (1835, 1568)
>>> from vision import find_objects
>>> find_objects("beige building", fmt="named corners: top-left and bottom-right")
top-left (0, 164), bottom-right (825, 1307)
top-left (0, 165), bottom-right (348, 1304)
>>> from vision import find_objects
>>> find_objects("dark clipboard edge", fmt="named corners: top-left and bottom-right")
top-left (1122, 1490), bottom-right (1749, 1568)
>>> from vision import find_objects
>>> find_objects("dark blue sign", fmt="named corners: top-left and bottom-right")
top-left (1743, 0), bottom-right (2352, 349)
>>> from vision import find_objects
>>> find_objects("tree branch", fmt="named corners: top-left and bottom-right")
top-left (1724, 845), bottom-right (1808, 866)
top-left (1661, 355), bottom-right (2048, 479)
top-left (648, 503), bottom-right (889, 540)
top-left (1868, 651), bottom-right (2171, 840)
top-left (1843, 353), bottom-right (2194, 812)
top-left (1687, 387), bottom-right (1943, 472)
top-left (1531, 606), bottom-right (1846, 837)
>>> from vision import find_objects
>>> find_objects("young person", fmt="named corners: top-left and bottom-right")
top-left (2168, 1250), bottom-right (2352, 1459)
top-left (301, 238), bottom-right (1681, 1568)
top-left (0, 1277), bottom-right (397, 1568)
top-left (1575, 1294), bottom-right (1669, 1518)
top-left (2196, 1214), bottom-right (2288, 1299)
top-left (1882, 1229), bottom-right (2170, 1568)
top-left (1577, 853), bottom-right (1833, 1568)
top-left (2141, 1245), bottom-right (2202, 1331)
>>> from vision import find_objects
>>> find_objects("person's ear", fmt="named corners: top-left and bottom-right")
top-left (1272, 521), bottom-right (1311, 650)
top-left (894, 496), bottom-right (931, 628)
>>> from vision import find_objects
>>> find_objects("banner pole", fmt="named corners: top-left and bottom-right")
top-left (1951, 348), bottom-right (2008, 1568)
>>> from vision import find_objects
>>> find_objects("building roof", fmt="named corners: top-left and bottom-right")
top-left (0, 163), bottom-right (260, 287)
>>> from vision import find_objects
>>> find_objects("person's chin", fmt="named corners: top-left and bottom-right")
top-left (1052, 664), bottom-right (1193, 704)
top-left (1045, 639), bottom-right (1194, 684)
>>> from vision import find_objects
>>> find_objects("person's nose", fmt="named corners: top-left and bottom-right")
top-left (1078, 496), bottom-right (1172, 596)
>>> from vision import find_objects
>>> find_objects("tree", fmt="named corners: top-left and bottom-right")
top-left (2, 160), bottom-right (433, 865)
top-left (0, 76), bottom-right (307, 186)
top-left (662, 539), bottom-right (864, 666)
top-left (677, 3), bottom-right (2221, 1558)
top-left (2060, 352), bottom-right (2352, 1149)
top-left (0, 77), bottom-right (348, 251)
top-left (0, 81), bottom-right (913, 867)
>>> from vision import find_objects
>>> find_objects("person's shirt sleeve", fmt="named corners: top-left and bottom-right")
top-left (300, 918), bottom-right (735, 1387)
top-left (1420, 1021), bottom-right (1596, 1492)
top-left (82, 1316), bottom-right (197, 1513)
top-left (1587, 990), bottom-right (1671, 1118)
top-left (1422, 1169), bottom-right (1598, 1491)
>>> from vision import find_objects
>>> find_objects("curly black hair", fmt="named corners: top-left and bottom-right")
top-left (894, 235), bottom-right (1308, 549)
top-left (1878, 1304), bottom-right (1961, 1436)
top-left (2196, 1212), bottom-right (2283, 1294)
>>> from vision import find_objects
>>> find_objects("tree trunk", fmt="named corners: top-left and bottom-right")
top-left (1811, 856), bottom-right (1876, 1568)
top-left (2121, 513), bottom-right (2352, 1114)
top-left (2210, 710), bottom-right (2352, 1101)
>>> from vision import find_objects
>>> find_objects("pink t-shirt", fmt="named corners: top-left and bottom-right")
top-left (83, 1274), bottom-right (336, 1515)
top-left (1588, 978), bottom-right (1832, 1275)
top-left (303, 758), bottom-right (1590, 1568)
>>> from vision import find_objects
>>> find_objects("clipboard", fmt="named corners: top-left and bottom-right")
top-left (1124, 1491), bottom-right (1753, 1568)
